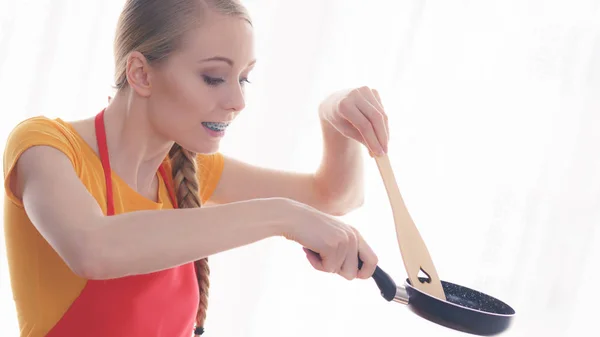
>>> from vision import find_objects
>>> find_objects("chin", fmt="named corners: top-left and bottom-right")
top-left (178, 140), bottom-right (220, 155)
top-left (172, 128), bottom-right (223, 154)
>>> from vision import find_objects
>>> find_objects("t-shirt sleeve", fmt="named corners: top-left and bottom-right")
top-left (3, 117), bottom-right (80, 207)
top-left (196, 152), bottom-right (224, 204)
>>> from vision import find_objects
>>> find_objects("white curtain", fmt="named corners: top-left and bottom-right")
top-left (1, 0), bottom-right (599, 336)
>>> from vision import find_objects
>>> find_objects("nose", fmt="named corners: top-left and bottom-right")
top-left (224, 83), bottom-right (246, 112)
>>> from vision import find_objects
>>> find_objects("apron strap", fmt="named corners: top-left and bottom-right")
top-left (159, 165), bottom-right (178, 208)
top-left (94, 109), bottom-right (178, 215)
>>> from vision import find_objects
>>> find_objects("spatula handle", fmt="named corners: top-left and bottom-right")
top-left (374, 154), bottom-right (446, 301)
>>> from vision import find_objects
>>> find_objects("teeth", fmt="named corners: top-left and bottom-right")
top-left (202, 122), bottom-right (229, 132)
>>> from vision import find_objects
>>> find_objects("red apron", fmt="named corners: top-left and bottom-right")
top-left (45, 109), bottom-right (199, 337)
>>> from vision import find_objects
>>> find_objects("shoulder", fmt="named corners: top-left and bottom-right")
top-left (196, 152), bottom-right (225, 204)
top-left (6, 115), bottom-right (79, 138)
top-left (196, 152), bottom-right (224, 173)
top-left (4, 116), bottom-right (85, 161)
top-left (4, 116), bottom-right (86, 169)
top-left (3, 116), bottom-right (87, 206)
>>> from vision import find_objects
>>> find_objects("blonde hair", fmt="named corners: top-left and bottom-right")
top-left (113, 0), bottom-right (251, 335)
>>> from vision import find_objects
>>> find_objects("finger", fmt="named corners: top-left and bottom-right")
top-left (303, 247), bottom-right (327, 272)
top-left (319, 232), bottom-right (348, 274)
top-left (359, 87), bottom-right (385, 113)
top-left (355, 98), bottom-right (388, 154)
top-left (332, 121), bottom-right (368, 147)
top-left (339, 229), bottom-right (359, 280)
top-left (371, 89), bottom-right (389, 144)
top-left (319, 251), bottom-right (337, 273)
top-left (334, 232), bottom-right (350, 274)
top-left (340, 104), bottom-right (384, 155)
top-left (364, 89), bottom-right (388, 145)
top-left (371, 89), bottom-right (390, 144)
top-left (356, 234), bottom-right (378, 280)
top-left (306, 247), bottom-right (337, 273)
top-left (371, 88), bottom-right (384, 110)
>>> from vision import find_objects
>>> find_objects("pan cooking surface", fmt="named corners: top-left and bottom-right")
top-left (409, 278), bottom-right (515, 316)
top-left (442, 282), bottom-right (514, 315)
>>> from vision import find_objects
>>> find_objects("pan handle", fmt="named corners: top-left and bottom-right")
top-left (358, 258), bottom-right (407, 303)
top-left (306, 249), bottom-right (408, 304)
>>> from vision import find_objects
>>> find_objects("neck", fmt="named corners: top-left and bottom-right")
top-left (101, 90), bottom-right (173, 194)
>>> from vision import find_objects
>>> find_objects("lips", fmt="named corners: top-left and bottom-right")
top-left (202, 122), bottom-right (230, 132)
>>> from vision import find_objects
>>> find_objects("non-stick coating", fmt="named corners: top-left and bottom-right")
top-left (405, 278), bottom-right (515, 336)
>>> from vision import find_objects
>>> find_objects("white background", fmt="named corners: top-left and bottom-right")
top-left (1, 0), bottom-right (600, 336)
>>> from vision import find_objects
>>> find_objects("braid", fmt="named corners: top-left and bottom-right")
top-left (169, 143), bottom-right (210, 335)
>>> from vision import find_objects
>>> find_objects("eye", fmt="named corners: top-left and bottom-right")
top-left (240, 77), bottom-right (251, 86)
top-left (202, 75), bottom-right (225, 86)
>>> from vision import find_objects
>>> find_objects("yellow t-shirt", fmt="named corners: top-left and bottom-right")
top-left (2, 116), bottom-right (224, 337)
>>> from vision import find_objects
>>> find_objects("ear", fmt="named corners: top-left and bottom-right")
top-left (125, 51), bottom-right (152, 97)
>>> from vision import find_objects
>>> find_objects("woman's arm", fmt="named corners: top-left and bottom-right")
top-left (208, 86), bottom-right (388, 216)
top-left (206, 144), bottom-right (362, 217)
top-left (13, 145), bottom-right (378, 281)
top-left (312, 117), bottom-right (365, 216)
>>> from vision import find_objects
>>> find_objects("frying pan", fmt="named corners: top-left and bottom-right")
top-left (346, 154), bottom-right (514, 335)
top-left (357, 259), bottom-right (515, 336)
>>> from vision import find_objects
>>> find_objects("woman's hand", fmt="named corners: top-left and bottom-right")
top-left (319, 86), bottom-right (389, 156)
top-left (277, 198), bottom-right (378, 280)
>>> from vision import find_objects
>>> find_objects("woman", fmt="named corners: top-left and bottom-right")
top-left (2, 0), bottom-right (389, 336)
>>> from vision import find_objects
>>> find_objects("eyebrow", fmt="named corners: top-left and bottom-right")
top-left (200, 56), bottom-right (257, 67)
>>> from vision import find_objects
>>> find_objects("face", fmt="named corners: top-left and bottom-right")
top-left (146, 12), bottom-right (255, 154)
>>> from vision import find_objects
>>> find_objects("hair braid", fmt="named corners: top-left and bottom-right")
top-left (169, 143), bottom-right (210, 335)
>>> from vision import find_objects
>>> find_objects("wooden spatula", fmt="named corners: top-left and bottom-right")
top-left (374, 154), bottom-right (446, 301)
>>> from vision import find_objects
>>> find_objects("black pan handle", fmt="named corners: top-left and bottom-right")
top-left (358, 258), bottom-right (397, 302)
top-left (307, 249), bottom-right (397, 302)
